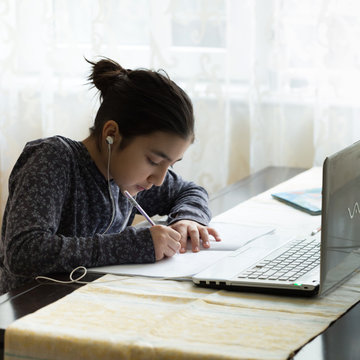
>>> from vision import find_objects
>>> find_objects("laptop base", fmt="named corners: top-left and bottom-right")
top-left (194, 280), bottom-right (320, 297)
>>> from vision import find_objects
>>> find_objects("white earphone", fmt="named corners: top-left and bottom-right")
top-left (106, 136), bottom-right (114, 145)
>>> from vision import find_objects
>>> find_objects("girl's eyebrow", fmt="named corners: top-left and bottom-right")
top-left (150, 149), bottom-right (183, 163)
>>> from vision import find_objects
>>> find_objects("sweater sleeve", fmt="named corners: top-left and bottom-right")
top-left (136, 169), bottom-right (212, 226)
top-left (2, 141), bottom-right (155, 279)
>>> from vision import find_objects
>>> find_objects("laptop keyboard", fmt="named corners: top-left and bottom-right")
top-left (237, 237), bottom-right (320, 282)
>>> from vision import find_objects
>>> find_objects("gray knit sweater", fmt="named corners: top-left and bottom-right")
top-left (0, 136), bottom-right (211, 294)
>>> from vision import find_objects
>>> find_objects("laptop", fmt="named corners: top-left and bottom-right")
top-left (193, 141), bottom-right (360, 296)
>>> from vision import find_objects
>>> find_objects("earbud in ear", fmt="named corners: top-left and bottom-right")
top-left (106, 136), bottom-right (114, 145)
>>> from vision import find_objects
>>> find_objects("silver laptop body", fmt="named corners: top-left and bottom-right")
top-left (193, 141), bottom-right (360, 296)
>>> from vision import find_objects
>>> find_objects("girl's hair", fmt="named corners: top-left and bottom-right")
top-left (86, 57), bottom-right (195, 148)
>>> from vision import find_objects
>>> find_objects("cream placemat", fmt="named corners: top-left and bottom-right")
top-left (5, 270), bottom-right (360, 360)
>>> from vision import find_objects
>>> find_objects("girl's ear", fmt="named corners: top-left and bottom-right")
top-left (102, 120), bottom-right (122, 146)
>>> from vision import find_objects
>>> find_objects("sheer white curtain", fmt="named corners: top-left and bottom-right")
top-left (1, 0), bottom-right (360, 223)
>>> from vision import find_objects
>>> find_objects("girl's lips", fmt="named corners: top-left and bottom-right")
top-left (136, 184), bottom-right (152, 191)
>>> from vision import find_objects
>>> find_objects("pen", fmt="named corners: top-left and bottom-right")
top-left (124, 190), bottom-right (156, 226)
top-left (311, 226), bottom-right (321, 236)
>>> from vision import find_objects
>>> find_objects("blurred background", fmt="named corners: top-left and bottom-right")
top-left (1, 0), bottom-right (360, 223)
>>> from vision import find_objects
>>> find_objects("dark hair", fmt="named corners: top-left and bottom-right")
top-left (86, 57), bottom-right (195, 148)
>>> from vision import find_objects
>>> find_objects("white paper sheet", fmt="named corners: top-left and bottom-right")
top-left (88, 222), bottom-right (274, 279)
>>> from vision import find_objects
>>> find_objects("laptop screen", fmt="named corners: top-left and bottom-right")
top-left (321, 141), bottom-right (360, 294)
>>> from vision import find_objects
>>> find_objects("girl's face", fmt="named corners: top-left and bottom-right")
top-left (109, 131), bottom-right (191, 195)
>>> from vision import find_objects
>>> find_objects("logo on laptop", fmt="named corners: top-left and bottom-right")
top-left (348, 202), bottom-right (360, 219)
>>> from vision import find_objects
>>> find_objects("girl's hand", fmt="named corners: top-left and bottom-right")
top-left (150, 225), bottom-right (181, 261)
top-left (169, 220), bottom-right (221, 253)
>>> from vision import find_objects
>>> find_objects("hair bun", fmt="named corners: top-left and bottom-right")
top-left (86, 57), bottom-right (128, 98)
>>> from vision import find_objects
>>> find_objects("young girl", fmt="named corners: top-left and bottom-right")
top-left (0, 57), bottom-right (220, 294)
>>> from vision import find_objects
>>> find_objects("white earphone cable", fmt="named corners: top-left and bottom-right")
top-left (34, 265), bottom-right (182, 288)
top-left (102, 142), bottom-right (116, 234)
top-left (35, 266), bottom-right (88, 284)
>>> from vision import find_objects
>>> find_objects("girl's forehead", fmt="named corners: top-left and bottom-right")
top-left (134, 132), bottom-right (191, 159)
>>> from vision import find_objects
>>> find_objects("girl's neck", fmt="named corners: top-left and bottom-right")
top-left (82, 136), bottom-right (108, 178)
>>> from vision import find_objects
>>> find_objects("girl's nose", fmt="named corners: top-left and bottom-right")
top-left (148, 165), bottom-right (168, 186)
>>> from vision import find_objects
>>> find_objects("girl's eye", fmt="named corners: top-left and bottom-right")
top-left (147, 157), bottom-right (159, 166)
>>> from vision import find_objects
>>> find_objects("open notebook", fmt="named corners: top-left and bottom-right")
top-left (88, 222), bottom-right (274, 279)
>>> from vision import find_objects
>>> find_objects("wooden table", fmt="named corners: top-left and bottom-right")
top-left (1, 166), bottom-right (358, 359)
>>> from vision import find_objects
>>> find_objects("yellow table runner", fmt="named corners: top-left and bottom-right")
top-left (5, 271), bottom-right (360, 360)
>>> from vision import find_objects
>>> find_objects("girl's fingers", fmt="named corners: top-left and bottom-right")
top-left (207, 227), bottom-right (222, 241)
